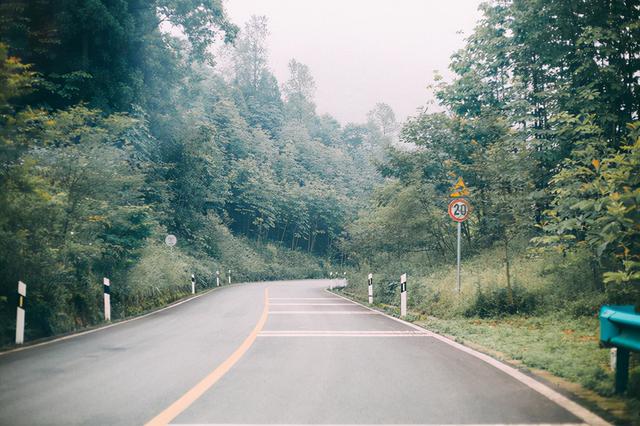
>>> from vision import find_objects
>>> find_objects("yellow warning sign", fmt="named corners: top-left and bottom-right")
top-left (450, 177), bottom-right (470, 198)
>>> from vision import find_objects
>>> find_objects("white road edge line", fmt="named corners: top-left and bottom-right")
top-left (328, 290), bottom-right (611, 426)
top-left (268, 311), bottom-right (378, 314)
top-left (260, 330), bottom-right (426, 333)
top-left (269, 303), bottom-right (354, 305)
top-left (257, 334), bottom-right (431, 337)
top-left (0, 282), bottom-right (261, 357)
top-left (170, 423), bottom-right (588, 426)
top-left (268, 297), bottom-right (343, 300)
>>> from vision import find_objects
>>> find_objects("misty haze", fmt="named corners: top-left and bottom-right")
top-left (0, 1), bottom-right (638, 425)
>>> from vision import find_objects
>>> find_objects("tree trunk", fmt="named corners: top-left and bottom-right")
top-left (504, 237), bottom-right (513, 306)
top-left (82, 34), bottom-right (89, 69)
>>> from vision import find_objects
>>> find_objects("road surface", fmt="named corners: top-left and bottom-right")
top-left (0, 279), bottom-right (607, 425)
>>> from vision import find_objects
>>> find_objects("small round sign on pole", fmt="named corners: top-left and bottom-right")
top-left (448, 198), bottom-right (471, 223)
top-left (165, 234), bottom-right (177, 247)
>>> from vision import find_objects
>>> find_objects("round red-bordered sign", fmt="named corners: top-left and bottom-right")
top-left (448, 198), bottom-right (471, 222)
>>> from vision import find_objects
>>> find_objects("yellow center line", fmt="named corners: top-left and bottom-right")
top-left (145, 287), bottom-right (270, 426)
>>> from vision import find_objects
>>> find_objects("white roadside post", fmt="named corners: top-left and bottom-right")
top-left (216, 270), bottom-right (220, 287)
top-left (103, 277), bottom-right (111, 322)
top-left (15, 281), bottom-right (26, 345)
top-left (228, 269), bottom-right (231, 285)
top-left (400, 273), bottom-right (407, 318)
top-left (368, 273), bottom-right (373, 304)
top-left (191, 274), bottom-right (196, 294)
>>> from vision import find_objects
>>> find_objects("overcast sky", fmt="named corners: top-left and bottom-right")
top-left (223, 0), bottom-right (483, 125)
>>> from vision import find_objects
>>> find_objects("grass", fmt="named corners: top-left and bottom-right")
top-left (346, 242), bottom-right (606, 320)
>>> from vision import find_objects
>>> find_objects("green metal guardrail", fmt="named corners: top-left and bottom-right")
top-left (600, 305), bottom-right (640, 394)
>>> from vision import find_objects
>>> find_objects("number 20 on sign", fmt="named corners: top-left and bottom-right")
top-left (448, 198), bottom-right (470, 222)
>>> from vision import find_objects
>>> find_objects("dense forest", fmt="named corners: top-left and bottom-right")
top-left (345, 0), bottom-right (640, 319)
top-left (0, 1), bottom-right (392, 344)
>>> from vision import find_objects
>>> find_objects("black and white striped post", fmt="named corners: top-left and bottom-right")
top-left (400, 273), bottom-right (407, 318)
top-left (103, 277), bottom-right (111, 322)
top-left (216, 270), bottom-right (220, 287)
top-left (15, 281), bottom-right (26, 344)
top-left (191, 274), bottom-right (196, 294)
top-left (368, 273), bottom-right (373, 304)
top-left (228, 270), bottom-right (231, 285)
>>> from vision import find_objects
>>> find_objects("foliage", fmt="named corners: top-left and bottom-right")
top-left (0, 7), bottom-right (389, 345)
top-left (346, 0), bottom-right (640, 312)
top-left (535, 122), bottom-right (640, 291)
top-left (0, 0), bottom-right (237, 111)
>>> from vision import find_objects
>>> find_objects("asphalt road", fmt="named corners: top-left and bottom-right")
top-left (0, 279), bottom-right (607, 425)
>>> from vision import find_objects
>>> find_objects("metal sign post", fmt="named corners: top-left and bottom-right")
top-left (449, 178), bottom-right (471, 293)
top-left (457, 221), bottom-right (462, 293)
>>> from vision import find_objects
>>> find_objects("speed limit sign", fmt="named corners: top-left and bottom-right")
top-left (448, 198), bottom-right (470, 222)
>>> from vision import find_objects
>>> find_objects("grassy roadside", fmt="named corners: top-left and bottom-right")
top-left (334, 288), bottom-right (639, 425)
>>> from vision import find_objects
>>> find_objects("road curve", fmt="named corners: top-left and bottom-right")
top-left (0, 279), bottom-right (606, 425)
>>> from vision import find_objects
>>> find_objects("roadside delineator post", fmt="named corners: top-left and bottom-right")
top-left (400, 273), bottom-right (407, 318)
top-left (216, 270), bottom-right (220, 287)
top-left (16, 281), bottom-right (26, 345)
top-left (191, 274), bottom-right (196, 294)
top-left (228, 270), bottom-right (231, 285)
top-left (610, 348), bottom-right (617, 372)
top-left (368, 273), bottom-right (373, 304)
top-left (103, 277), bottom-right (111, 322)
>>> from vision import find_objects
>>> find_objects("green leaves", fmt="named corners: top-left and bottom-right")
top-left (351, 0), bottom-right (640, 306)
top-left (539, 122), bottom-right (640, 286)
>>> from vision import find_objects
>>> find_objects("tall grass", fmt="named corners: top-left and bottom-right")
top-left (347, 241), bottom-right (606, 319)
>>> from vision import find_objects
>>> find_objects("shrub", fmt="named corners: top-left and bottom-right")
top-left (464, 284), bottom-right (538, 318)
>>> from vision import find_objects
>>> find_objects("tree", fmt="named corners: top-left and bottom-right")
top-left (0, 105), bottom-right (153, 337)
top-left (0, 0), bottom-right (238, 111)
top-left (282, 59), bottom-right (316, 101)
top-left (230, 16), bottom-right (283, 136)
top-left (367, 102), bottom-right (397, 137)
top-left (283, 58), bottom-right (316, 122)
top-left (233, 15), bottom-right (269, 93)
top-left (534, 121), bottom-right (640, 295)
